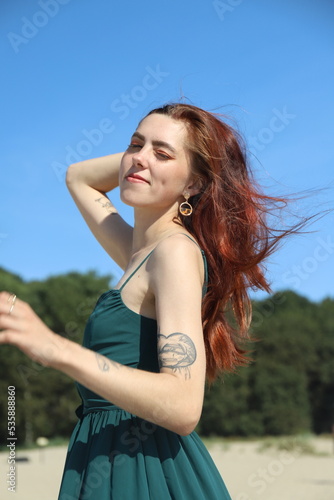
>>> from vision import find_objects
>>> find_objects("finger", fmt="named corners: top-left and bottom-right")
top-left (0, 291), bottom-right (16, 313)
top-left (0, 291), bottom-right (16, 303)
top-left (0, 291), bottom-right (21, 317)
top-left (0, 329), bottom-right (22, 346)
top-left (0, 311), bottom-right (21, 332)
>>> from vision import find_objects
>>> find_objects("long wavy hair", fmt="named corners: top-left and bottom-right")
top-left (146, 103), bottom-right (313, 382)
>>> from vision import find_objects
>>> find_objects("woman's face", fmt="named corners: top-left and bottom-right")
top-left (119, 113), bottom-right (195, 214)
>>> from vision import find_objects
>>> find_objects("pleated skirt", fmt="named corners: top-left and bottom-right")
top-left (58, 407), bottom-right (231, 500)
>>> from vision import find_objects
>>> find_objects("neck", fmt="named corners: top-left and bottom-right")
top-left (131, 206), bottom-right (183, 254)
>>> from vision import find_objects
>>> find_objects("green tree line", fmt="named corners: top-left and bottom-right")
top-left (0, 267), bottom-right (333, 445)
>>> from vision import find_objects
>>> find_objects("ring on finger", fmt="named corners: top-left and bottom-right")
top-left (7, 294), bottom-right (17, 315)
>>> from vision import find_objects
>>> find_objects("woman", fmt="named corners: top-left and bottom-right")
top-left (0, 103), bottom-right (298, 499)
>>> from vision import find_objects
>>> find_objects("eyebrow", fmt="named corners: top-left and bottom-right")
top-left (131, 131), bottom-right (177, 155)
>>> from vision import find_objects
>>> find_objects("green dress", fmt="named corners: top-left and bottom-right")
top-left (58, 240), bottom-right (231, 500)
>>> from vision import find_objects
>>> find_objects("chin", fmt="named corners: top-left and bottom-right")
top-left (120, 192), bottom-right (147, 209)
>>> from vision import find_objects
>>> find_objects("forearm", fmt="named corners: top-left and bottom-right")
top-left (51, 336), bottom-right (199, 436)
top-left (64, 151), bottom-right (132, 269)
top-left (66, 152), bottom-right (124, 193)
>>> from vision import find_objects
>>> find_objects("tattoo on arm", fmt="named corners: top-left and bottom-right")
top-left (95, 353), bottom-right (121, 372)
top-left (157, 332), bottom-right (197, 380)
top-left (95, 197), bottom-right (118, 214)
top-left (96, 353), bottom-right (110, 372)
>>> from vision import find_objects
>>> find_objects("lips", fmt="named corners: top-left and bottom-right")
top-left (126, 173), bottom-right (150, 184)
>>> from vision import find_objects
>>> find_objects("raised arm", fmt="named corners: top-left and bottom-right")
top-left (66, 153), bottom-right (133, 269)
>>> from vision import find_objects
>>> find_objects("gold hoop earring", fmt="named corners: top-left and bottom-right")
top-left (179, 193), bottom-right (193, 216)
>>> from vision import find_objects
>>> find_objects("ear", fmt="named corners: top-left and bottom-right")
top-left (185, 176), bottom-right (204, 197)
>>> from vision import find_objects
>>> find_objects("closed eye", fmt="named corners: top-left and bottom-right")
top-left (128, 143), bottom-right (172, 161)
top-left (156, 150), bottom-right (172, 160)
top-left (127, 143), bottom-right (142, 150)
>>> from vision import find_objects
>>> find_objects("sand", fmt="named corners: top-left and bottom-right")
top-left (1, 437), bottom-right (333, 499)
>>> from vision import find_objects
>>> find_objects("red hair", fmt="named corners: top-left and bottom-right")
top-left (147, 103), bottom-right (311, 382)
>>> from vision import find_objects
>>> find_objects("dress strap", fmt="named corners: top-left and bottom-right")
top-left (119, 249), bottom-right (155, 292)
top-left (119, 234), bottom-right (208, 295)
top-left (201, 253), bottom-right (208, 297)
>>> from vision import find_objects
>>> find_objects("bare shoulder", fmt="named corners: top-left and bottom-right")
top-left (150, 233), bottom-right (204, 292)
top-left (152, 233), bottom-right (203, 266)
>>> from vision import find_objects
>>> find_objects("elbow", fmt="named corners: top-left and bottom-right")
top-left (65, 163), bottom-right (79, 188)
top-left (177, 427), bottom-right (196, 437)
top-left (176, 419), bottom-right (200, 437)
top-left (171, 407), bottom-right (202, 437)
top-left (156, 376), bottom-right (204, 436)
top-left (66, 163), bottom-right (88, 192)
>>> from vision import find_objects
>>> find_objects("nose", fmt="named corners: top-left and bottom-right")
top-left (132, 148), bottom-right (148, 169)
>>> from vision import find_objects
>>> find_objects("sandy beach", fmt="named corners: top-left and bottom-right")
top-left (1, 437), bottom-right (333, 499)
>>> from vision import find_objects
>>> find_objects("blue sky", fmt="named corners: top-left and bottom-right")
top-left (1, 0), bottom-right (333, 302)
